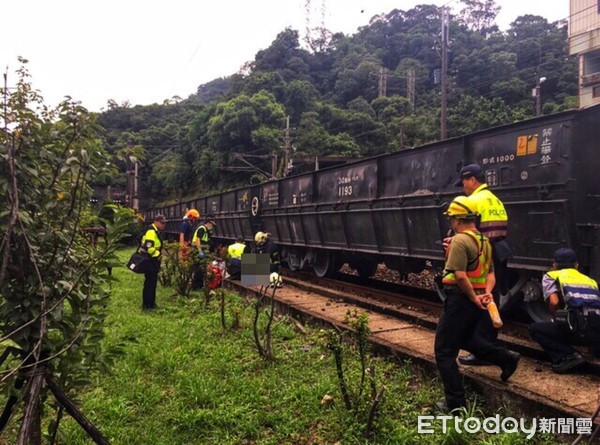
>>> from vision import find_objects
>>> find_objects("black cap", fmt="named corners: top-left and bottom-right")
top-left (454, 164), bottom-right (482, 187)
top-left (154, 214), bottom-right (167, 223)
top-left (554, 248), bottom-right (578, 265)
top-left (203, 214), bottom-right (216, 225)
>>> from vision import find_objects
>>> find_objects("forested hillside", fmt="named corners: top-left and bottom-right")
top-left (96, 1), bottom-right (576, 206)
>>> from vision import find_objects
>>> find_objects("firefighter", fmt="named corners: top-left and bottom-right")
top-left (435, 196), bottom-right (519, 412)
top-left (179, 208), bottom-right (200, 247)
top-left (254, 231), bottom-right (280, 273)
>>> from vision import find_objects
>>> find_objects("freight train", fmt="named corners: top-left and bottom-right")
top-left (143, 104), bottom-right (600, 322)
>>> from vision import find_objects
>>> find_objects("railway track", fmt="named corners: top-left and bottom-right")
top-left (280, 269), bottom-right (555, 363)
top-left (223, 271), bottom-right (600, 429)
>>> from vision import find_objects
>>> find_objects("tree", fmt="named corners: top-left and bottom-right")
top-left (205, 91), bottom-right (286, 157)
top-left (284, 79), bottom-right (319, 123)
top-left (295, 110), bottom-right (362, 157)
top-left (242, 72), bottom-right (287, 103)
top-left (459, 0), bottom-right (501, 35)
top-left (253, 28), bottom-right (307, 76)
top-left (332, 58), bottom-right (381, 105)
top-left (149, 152), bottom-right (191, 198)
top-left (0, 60), bottom-right (131, 444)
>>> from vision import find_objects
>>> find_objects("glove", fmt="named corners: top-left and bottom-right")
top-left (198, 250), bottom-right (206, 259)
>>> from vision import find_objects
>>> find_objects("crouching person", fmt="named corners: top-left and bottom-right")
top-left (227, 237), bottom-right (246, 280)
top-left (254, 231), bottom-right (280, 273)
top-left (529, 248), bottom-right (600, 373)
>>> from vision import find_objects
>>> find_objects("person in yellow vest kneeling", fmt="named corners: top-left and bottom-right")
top-left (529, 248), bottom-right (600, 373)
top-left (227, 237), bottom-right (246, 280)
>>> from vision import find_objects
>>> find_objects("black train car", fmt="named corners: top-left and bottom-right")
top-left (144, 105), bottom-right (600, 321)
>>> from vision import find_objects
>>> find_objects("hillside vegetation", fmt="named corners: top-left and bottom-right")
top-left (95, 1), bottom-right (576, 205)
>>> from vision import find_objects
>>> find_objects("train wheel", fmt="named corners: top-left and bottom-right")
top-left (313, 251), bottom-right (334, 278)
top-left (286, 248), bottom-right (303, 271)
top-left (251, 197), bottom-right (260, 216)
top-left (523, 300), bottom-right (553, 323)
top-left (521, 280), bottom-right (552, 322)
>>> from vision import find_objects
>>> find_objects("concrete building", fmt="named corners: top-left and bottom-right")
top-left (569, 0), bottom-right (600, 107)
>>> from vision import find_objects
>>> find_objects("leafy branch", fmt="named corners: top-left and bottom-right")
top-left (0, 59), bottom-right (131, 444)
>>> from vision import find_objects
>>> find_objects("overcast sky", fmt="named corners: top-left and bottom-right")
top-left (0, 0), bottom-right (568, 112)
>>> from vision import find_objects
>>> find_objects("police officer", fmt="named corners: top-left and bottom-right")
top-left (529, 248), bottom-right (600, 373)
top-left (193, 215), bottom-right (216, 257)
top-left (435, 196), bottom-right (520, 411)
top-left (227, 237), bottom-right (246, 280)
top-left (454, 164), bottom-right (511, 366)
top-left (139, 214), bottom-right (166, 310)
top-left (191, 215), bottom-right (216, 290)
top-left (254, 231), bottom-right (280, 273)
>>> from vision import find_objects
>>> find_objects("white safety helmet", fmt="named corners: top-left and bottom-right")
top-left (254, 231), bottom-right (270, 244)
top-left (269, 272), bottom-right (283, 288)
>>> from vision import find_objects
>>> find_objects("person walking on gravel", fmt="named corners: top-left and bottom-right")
top-left (435, 196), bottom-right (520, 412)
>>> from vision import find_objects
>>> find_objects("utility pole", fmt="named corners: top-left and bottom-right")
top-left (407, 69), bottom-right (416, 110)
top-left (282, 116), bottom-right (293, 177)
top-left (125, 160), bottom-right (132, 208)
top-left (2, 70), bottom-right (7, 131)
top-left (133, 160), bottom-right (139, 210)
top-left (440, 6), bottom-right (449, 140)
top-left (378, 66), bottom-right (388, 97)
top-left (271, 150), bottom-right (278, 178)
top-left (534, 77), bottom-right (546, 117)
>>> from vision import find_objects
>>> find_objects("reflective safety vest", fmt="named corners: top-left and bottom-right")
top-left (546, 268), bottom-right (600, 309)
top-left (192, 225), bottom-right (210, 247)
top-left (470, 184), bottom-right (508, 240)
top-left (228, 242), bottom-right (245, 260)
top-left (141, 224), bottom-right (162, 258)
top-left (442, 229), bottom-right (491, 289)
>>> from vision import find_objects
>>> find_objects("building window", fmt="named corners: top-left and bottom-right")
top-left (593, 86), bottom-right (600, 98)
top-left (584, 50), bottom-right (600, 74)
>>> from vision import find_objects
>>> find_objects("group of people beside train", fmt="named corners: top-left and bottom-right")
top-left (137, 208), bottom-right (282, 310)
top-left (136, 162), bottom-right (600, 414)
top-left (436, 163), bottom-right (600, 412)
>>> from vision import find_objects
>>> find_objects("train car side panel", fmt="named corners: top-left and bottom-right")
top-left (379, 140), bottom-right (465, 198)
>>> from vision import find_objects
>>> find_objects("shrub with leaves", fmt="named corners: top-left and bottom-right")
top-left (0, 59), bottom-right (131, 444)
top-left (322, 310), bottom-right (386, 438)
top-left (158, 242), bottom-right (197, 297)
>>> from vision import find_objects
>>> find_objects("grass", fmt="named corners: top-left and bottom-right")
top-left (27, 251), bottom-right (566, 444)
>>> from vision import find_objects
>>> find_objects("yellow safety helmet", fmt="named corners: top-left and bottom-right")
top-left (186, 209), bottom-right (200, 219)
top-left (254, 231), bottom-right (270, 243)
top-left (444, 195), bottom-right (478, 219)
